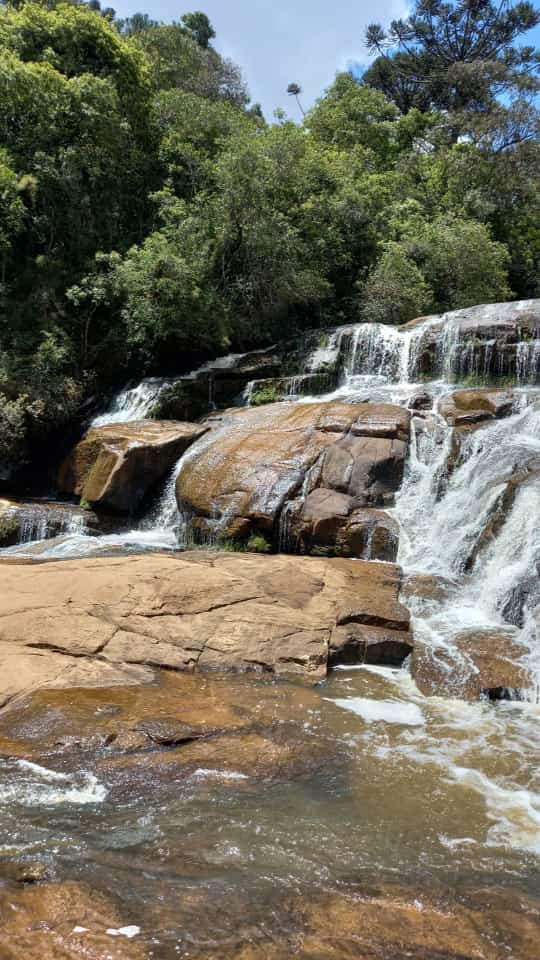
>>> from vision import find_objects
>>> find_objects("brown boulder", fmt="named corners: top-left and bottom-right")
top-left (413, 629), bottom-right (533, 700)
top-left (289, 489), bottom-right (399, 560)
top-left (176, 401), bottom-right (409, 542)
top-left (58, 420), bottom-right (207, 513)
top-left (439, 388), bottom-right (516, 427)
top-left (330, 621), bottom-right (413, 666)
top-left (0, 552), bottom-right (411, 699)
top-left (320, 434), bottom-right (408, 504)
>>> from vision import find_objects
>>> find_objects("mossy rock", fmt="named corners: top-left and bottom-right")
top-left (151, 380), bottom-right (210, 422)
top-left (0, 511), bottom-right (20, 547)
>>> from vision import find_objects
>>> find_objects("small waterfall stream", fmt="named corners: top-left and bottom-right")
top-left (91, 378), bottom-right (173, 426)
top-left (1, 304), bottom-right (540, 890)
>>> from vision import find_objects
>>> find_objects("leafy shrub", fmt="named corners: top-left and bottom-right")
top-left (250, 384), bottom-right (282, 406)
top-left (246, 533), bottom-right (271, 553)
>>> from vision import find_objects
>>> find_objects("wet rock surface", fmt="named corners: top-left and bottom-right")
top-left (413, 629), bottom-right (533, 700)
top-left (0, 879), bottom-right (146, 960)
top-left (176, 401), bottom-right (409, 546)
top-left (58, 420), bottom-right (207, 513)
top-left (0, 552), bottom-right (411, 700)
top-left (288, 492), bottom-right (399, 560)
top-left (439, 387), bottom-right (516, 426)
top-left (183, 884), bottom-right (540, 960)
top-left (0, 652), bottom-right (538, 959)
top-left (400, 299), bottom-right (540, 381)
top-left (0, 498), bottom-right (98, 546)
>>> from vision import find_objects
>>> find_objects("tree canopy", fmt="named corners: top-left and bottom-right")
top-left (0, 0), bottom-right (539, 466)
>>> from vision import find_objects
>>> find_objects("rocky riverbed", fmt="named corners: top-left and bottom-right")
top-left (0, 300), bottom-right (539, 958)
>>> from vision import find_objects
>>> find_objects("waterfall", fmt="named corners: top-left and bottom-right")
top-left (92, 351), bottom-right (250, 426)
top-left (92, 378), bottom-right (172, 426)
top-left (308, 303), bottom-right (540, 398)
top-left (395, 397), bottom-right (540, 697)
top-left (517, 340), bottom-right (540, 384)
top-left (3, 501), bottom-right (90, 545)
top-left (305, 327), bottom-right (348, 372)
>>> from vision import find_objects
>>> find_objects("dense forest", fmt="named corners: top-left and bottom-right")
top-left (0, 0), bottom-right (539, 468)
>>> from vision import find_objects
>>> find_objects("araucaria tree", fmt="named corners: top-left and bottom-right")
top-left (365, 0), bottom-right (540, 118)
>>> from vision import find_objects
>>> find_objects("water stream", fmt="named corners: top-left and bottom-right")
top-left (1, 310), bottom-right (539, 953)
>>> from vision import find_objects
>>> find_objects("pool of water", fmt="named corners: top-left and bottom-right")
top-left (1, 668), bottom-right (538, 957)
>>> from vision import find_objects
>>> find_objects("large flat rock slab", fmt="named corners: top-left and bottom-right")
top-left (58, 420), bottom-right (207, 513)
top-left (176, 401), bottom-right (409, 547)
top-left (0, 552), bottom-right (411, 700)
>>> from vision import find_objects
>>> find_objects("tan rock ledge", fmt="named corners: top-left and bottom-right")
top-left (0, 551), bottom-right (412, 702)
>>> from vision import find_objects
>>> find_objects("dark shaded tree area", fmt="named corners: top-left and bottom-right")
top-left (0, 0), bottom-right (539, 466)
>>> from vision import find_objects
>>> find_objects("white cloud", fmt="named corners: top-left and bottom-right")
top-left (112, 0), bottom-right (407, 117)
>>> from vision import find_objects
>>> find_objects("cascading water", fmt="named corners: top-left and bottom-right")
top-left (395, 398), bottom-right (540, 692)
top-left (92, 351), bottom-right (251, 427)
top-left (92, 378), bottom-right (172, 426)
top-left (299, 301), bottom-right (539, 407)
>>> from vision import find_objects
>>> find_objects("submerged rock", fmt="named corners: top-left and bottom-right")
top-left (413, 629), bottom-right (533, 700)
top-left (162, 882), bottom-right (540, 960)
top-left (58, 420), bottom-right (207, 513)
top-left (0, 880), bottom-right (146, 959)
top-left (0, 552), bottom-right (411, 699)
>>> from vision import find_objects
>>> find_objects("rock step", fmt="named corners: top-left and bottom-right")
top-left (0, 552), bottom-right (412, 700)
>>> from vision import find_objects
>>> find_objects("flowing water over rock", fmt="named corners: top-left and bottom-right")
top-left (1, 302), bottom-right (540, 957)
top-left (92, 378), bottom-right (174, 426)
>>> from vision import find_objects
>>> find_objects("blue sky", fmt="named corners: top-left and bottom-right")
top-left (111, 0), bottom-right (408, 117)
top-left (111, 1), bottom-right (540, 118)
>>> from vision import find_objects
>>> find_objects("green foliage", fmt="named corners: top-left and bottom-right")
top-left (132, 20), bottom-right (247, 105)
top-left (1, 0), bottom-right (538, 469)
top-left (362, 215), bottom-right (511, 323)
top-left (406, 216), bottom-right (512, 312)
top-left (365, 0), bottom-right (540, 116)
top-left (249, 384), bottom-right (282, 407)
top-left (117, 203), bottom-right (225, 356)
top-left (0, 150), bottom-right (25, 280)
top-left (246, 534), bottom-right (271, 554)
top-left (181, 11), bottom-right (215, 49)
top-left (362, 243), bottom-right (431, 325)
top-left (0, 393), bottom-right (27, 465)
